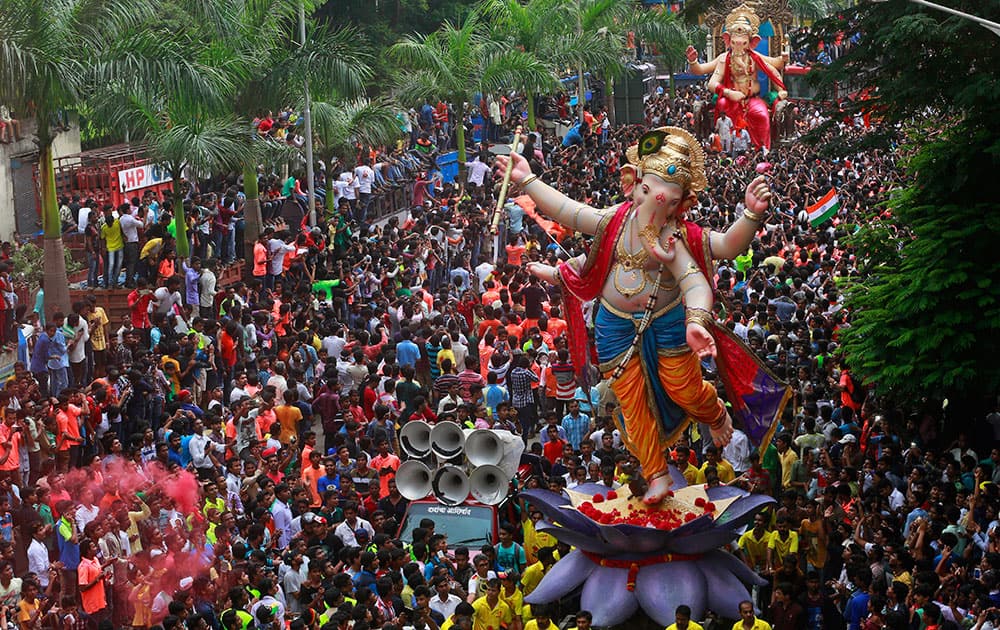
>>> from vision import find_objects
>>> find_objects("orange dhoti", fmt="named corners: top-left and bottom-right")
top-left (596, 302), bottom-right (725, 479)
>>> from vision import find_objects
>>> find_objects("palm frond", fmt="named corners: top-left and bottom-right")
top-left (152, 116), bottom-right (255, 174)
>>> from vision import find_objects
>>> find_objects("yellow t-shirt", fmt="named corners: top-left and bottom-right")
top-left (799, 518), bottom-right (827, 568)
top-left (88, 306), bottom-right (110, 352)
top-left (731, 618), bottom-right (772, 630)
top-left (700, 459), bottom-right (736, 483)
top-left (101, 220), bottom-right (124, 251)
top-left (767, 530), bottom-right (799, 562)
top-left (738, 528), bottom-right (771, 570)
top-left (472, 596), bottom-right (512, 630)
top-left (499, 585), bottom-right (523, 620)
top-left (666, 622), bottom-right (704, 630)
top-left (521, 561), bottom-right (547, 597)
top-left (682, 463), bottom-right (706, 485)
top-left (524, 620), bottom-right (557, 630)
top-left (778, 449), bottom-right (798, 488)
top-left (522, 519), bottom-right (557, 564)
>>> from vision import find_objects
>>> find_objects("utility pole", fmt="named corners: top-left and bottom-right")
top-left (299, 2), bottom-right (317, 226)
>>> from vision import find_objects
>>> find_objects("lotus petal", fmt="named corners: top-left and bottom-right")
top-left (520, 489), bottom-right (599, 535)
top-left (714, 494), bottom-right (776, 530)
top-left (664, 528), bottom-right (741, 555)
top-left (594, 512), bottom-right (714, 555)
top-left (633, 561), bottom-right (708, 625)
top-left (534, 522), bottom-right (617, 555)
top-left (699, 555), bottom-right (756, 618)
top-left (705, 485), bottom-right (746, 501)
top-left (524, 551), bottom-right (596, 605)
top-left (579, 566), bottom-right (639, 626)
top-left (667, 464), bottom-right (689, 489)
top-left (702, 549), bottom-right (768, 587)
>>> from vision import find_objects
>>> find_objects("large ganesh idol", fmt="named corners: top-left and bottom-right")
top-left (496, 127), bottom-right (790, 507)
top-left (520, 471), bottom-right (774, 626)
top-left (687, 3), bottom-right (788, 150)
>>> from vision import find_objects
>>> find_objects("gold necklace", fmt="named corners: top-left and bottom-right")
top-left (615, 217), bottom-right (649, 270)
top-left (614, 215), bottom-right (648, 298)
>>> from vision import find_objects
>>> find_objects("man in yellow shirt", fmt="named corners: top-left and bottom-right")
top-left (665, 605), bottom-right (704, 630)
top-left (675, 445), bottom-right (706, 485)
top-left (274, 390), bottom-right (303, 444)
top-left (737, 513), bottom-right (771, 572)
top-left (523, 605), bottom-right (555, 630)
top-left (732, 601), bottom-right (771, 630)
top-left (472, 580), bottom-right (512, 630)
top-left (520, 547), bottom-right (557, 597)
top-left (441, 602), bottom-right (475, 630)
top-left (775, 434), bottom-right (797, 490)
top-left (699, 445), bottom-right (736, 483)
top-left (766, 516), bottom-right (799, 574)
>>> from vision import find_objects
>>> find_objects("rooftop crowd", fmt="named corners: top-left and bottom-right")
top-left (4, 84), bottom-right (1000, 630)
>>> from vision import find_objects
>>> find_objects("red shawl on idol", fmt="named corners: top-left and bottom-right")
top-left (557, 204), bottom-right (791, 449)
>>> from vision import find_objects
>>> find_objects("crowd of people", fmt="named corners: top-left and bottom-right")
top-left (4, 82), bottom-right (1000, 630)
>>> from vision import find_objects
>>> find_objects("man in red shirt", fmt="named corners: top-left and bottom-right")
top-left (56, 392), bottom-right (87, 472)
top-left (369, 439), bottom-right (400, 499)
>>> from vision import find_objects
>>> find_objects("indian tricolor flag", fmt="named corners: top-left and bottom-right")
top-left (807, 188), bottom-right (840, 227)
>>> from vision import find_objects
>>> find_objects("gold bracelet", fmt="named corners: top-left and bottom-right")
top-left (520, 174), bottom-right (539, 187)
top-left (685, 306), bottom-right (714, 328)
top-left (572, 204), bottom-right (586, 228)
top-left (743, 209), bottom-right (766, 223)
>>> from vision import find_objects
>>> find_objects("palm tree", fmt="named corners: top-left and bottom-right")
top-left (790, 0), bottom-right (845, 25)
top-left (389, 10), bottom-right (553, 164)
top-left (225, 5), bottom-right (373, 274)
top-left (483, 0), bottom-right (611, 130)
top-left (0, 0), bottom-right (158, 316)
top-left (311, 98), bottom-right (404, 215)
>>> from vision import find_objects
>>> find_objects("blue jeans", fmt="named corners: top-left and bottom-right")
top-left (48, 367), bottom-right (68, 399)
top-left (87, 251), bottom-right (100, 288)
top-left (105, 249), bottom-right (123, 288)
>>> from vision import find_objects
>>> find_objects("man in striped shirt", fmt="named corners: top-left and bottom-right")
top-left (507, 354), bottom-right (539, 437)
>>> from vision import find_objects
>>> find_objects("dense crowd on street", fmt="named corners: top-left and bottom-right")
top-left (3, 83), bottom-right (999, 630)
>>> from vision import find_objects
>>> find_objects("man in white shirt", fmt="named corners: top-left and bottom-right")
top-left (118, 204), bottom-right (144, 287)
top-left (723, 427), bottom-right (752, 475)
top-left (267, 234), bottom-right (296, 287)
top-left (333, 503), bottom-right (375, 547)
top-left (354, 160), bottom-right (375, 223)
top-left (198, 261), bottom-right (217, 319)
top-left (151, 277), bottom-right (184, 318)
top-left (189, 418), bottom-right (225, 479)
top-left (270, 484), bottom-right (294, 549)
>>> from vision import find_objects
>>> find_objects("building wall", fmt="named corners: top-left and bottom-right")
top-left (0, 115), bottom-right (82, 241)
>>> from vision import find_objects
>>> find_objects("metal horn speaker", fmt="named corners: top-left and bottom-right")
top-left (396, 460), bottom-right (433, 501)
top-left (399, 421), bottom-right (433, 458)
top-left (430, 421), bottom-right (467, 461)
top-left (469, 464), bottom-right (509, 505)
top-left (466, 429), bottom-right (526, 479)
top-left (432, 465), bottom-right (470, 506)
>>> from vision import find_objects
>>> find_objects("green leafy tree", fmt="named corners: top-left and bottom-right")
top-left (225, 5), bottom-right (372, 272)
top-left (809, 1), bottom-right (1000, 405)
top-left (482, 0), bottom-right (619, 130)
top-left (0, 0), bottom-right (156, 316)
top-left (389, 10), bottom-right (552, 163)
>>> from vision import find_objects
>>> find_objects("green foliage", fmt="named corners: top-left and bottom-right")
top-left (9, 242), bottom-right (82, 292)
top-left (808, 0), bottom-right (1000, 404)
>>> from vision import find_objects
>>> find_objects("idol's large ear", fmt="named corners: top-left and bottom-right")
top-left (620, 164), bottom-right (638, 197)
top-left (750, 35), bottom-right (762, 48)
top-left (722, 32), bottom-right (732, 49)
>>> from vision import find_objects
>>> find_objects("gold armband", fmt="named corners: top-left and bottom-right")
top-left (743, 209), bottom-right (767, 223)
top-left (520, 174), bottom-right (539, 187)
top-left (676, 262), bottom-right (701, 284)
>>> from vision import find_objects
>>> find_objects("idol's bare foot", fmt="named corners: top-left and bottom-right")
top-left (642, 472), bottom-right (672, 505)
top-left (710, 411), bottom-right (734, 448)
